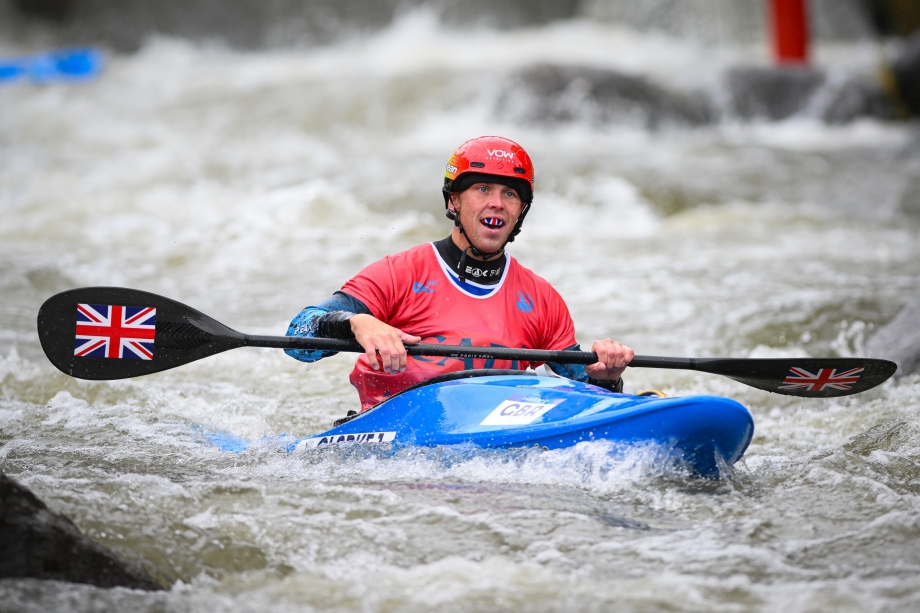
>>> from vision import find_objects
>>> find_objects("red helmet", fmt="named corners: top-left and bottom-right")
top-left (442, 136), bottom-right (535, 244)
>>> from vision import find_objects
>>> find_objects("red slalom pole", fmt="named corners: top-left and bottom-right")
top-left (767, 0), bottom-right (810, 65)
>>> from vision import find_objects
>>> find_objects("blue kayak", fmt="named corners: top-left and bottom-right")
top-left (280, 371), bottom-right (754, 478)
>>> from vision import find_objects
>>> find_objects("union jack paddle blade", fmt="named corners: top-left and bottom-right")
top-left (779, 366), bottom-right (865, 392)
top-left (667, 356), bottom-right (898, 398)
top-left (74, 303), bottom-right (156, 360)
top-left (39, 287), bottom-right (245, 380)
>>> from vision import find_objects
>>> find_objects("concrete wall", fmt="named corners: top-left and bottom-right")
top-left (0, 0), bottom-right (887, 52)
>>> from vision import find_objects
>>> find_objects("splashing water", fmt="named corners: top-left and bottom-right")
top-left (2, 10), bottom-right (920, 612)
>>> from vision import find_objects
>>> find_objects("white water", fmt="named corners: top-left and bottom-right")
top-left (2, 13), bottom-right (920, 612)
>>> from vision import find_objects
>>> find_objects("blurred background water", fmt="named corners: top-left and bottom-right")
top-left (1, 1), bottom-right (920, 611)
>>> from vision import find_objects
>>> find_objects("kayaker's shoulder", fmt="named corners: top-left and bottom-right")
top-left (506, 256), bottom-right (565, 295)
top-left (379, 242), bottom-right (439, 265)
top-left (351, 243), bottom-right (434, 276)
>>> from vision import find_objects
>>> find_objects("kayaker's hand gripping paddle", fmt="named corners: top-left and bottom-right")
top-left (37, 287), bottom-right (897, 398)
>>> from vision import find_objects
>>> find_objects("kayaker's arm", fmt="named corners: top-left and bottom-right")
top-left (349, 314), bottom-right (421, 374)
top-left (546, 345), bottom-right (625, 392)
top-left (284, 291), bottom-right (372, 362)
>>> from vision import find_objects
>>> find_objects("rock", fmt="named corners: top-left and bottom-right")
top-left (867, 297), bottom-right (920, 378)
top-left (892, 31), bottom-right (920, 116)
top-left (726, 65), bottom-right (826, 120)
top-left (501, 63), bottom-right (715, 129)
top-left (725, 65), bottom-right (898, 123)
top-left (0, 472), bottom-right (162, 590)
top-left (819, 73), bottom-right (899, 123)
top-left (505, 63), bottom-right (897, 129)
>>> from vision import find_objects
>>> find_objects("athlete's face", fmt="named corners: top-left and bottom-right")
top-left (449, 182), bottom-right (524, 257)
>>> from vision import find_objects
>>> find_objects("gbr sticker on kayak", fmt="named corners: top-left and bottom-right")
top-left (480, 395), bottom-right (564, 426)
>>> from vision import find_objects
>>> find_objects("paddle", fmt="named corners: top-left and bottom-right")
top-left (37, 287), bottom-right (897, 398)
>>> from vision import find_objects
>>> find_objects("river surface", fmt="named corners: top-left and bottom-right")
top-left (2, 12), bottom-right (920, 612)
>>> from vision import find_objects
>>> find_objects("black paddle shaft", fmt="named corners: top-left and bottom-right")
top-left (250, 334), bottom-right (601, 364)
top-left (38, 287), bottom-right (897, 397)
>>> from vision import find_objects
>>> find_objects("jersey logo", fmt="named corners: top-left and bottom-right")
top-left (412, 280), bottom-right (438, 294)
top-left (516, 290), bottom-right (534, 313)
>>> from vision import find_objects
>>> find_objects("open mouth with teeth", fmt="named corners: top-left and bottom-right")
top-left (481, 217), bottom-right (504, 228)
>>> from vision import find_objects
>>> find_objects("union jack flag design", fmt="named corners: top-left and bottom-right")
top-left (74, 303), bottom-right (156, 360)
top-left (779, 366), bottom-right (864, 392)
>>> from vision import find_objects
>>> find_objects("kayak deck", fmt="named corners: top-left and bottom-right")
top-left (290, 374), bottom-right (754, 477)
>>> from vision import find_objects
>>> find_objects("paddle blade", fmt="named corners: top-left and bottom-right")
top-left (694, 357), bottom-right (898, 398)
top-left (38, 287), bottom-right (245, 380)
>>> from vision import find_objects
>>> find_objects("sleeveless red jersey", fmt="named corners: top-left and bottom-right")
top-left (341, 243), bottom-right (577, 410)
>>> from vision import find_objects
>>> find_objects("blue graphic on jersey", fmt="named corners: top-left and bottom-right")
top-left (443, 269), bottom-right (497, 297)
top-left (413, 280), bottom-right (438, 294)
top-left (515, 290), bottom-right (534, 313)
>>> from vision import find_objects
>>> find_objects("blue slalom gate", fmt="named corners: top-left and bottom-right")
top-left (0, 48), bottom-right (103, 84)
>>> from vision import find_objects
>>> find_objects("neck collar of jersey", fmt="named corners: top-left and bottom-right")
top-left (430, 239), bottom-right (511, 299)
top-left (434, 236), bottom-right (506, 284)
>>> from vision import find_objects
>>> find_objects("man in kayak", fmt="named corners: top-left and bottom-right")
top-left (285, 136), bottom-right (633, 411)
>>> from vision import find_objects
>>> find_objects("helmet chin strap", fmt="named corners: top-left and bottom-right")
top-left (453, 197), bottom-right (510, 283)
top-left (450, 200), bottom-right (506, 283)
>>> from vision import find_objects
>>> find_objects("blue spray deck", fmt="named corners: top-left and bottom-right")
top-left (283, 374), bottom-right (754, 477)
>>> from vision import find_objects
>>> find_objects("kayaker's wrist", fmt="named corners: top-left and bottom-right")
top-left (317, 311), bottom-right (357, 339)
top-left (587, 376), bottom-right (623, 393)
